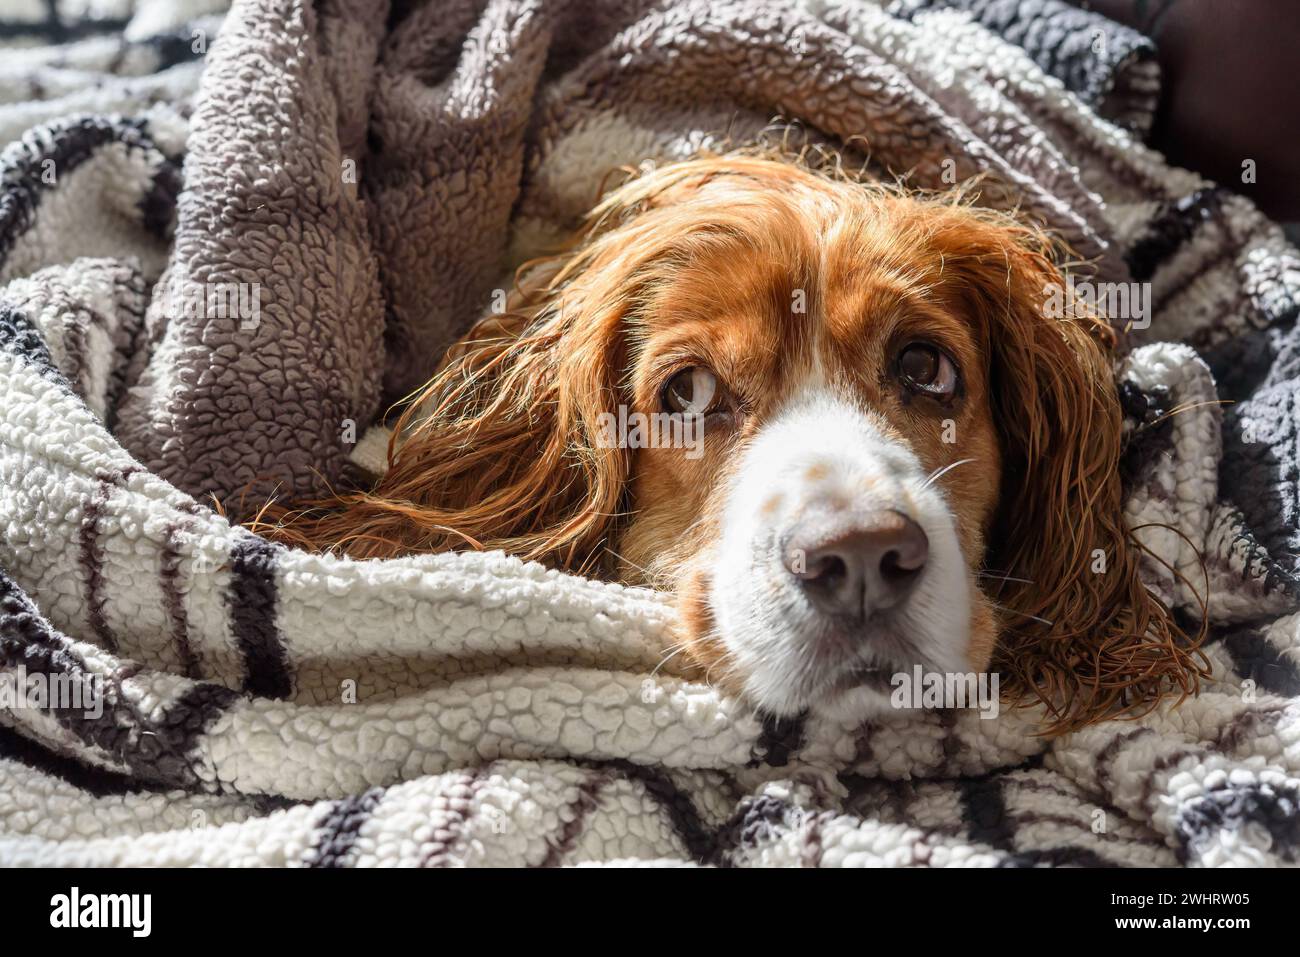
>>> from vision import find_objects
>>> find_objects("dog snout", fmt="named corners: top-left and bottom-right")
top-left (784, 510), bottom-right (929, 619)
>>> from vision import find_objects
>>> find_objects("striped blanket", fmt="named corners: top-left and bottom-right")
top-left (2, 0), bottom-right (1299, 867)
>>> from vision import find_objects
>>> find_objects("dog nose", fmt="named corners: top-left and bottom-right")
top-left (784, 510), bottom-right (929, 618)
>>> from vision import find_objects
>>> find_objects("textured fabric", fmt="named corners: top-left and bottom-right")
top-left (892, 0), bottom-right (1161, 135)
top-left (2, 0), bottom-right (1300, 867)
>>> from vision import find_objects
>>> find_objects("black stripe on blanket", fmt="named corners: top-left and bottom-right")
top-left (959, 772), bottom-right (1116, 867)
top-left (747, 710), bottom-right (806, 767)
top-left (1233, 513), bottom-right (1300, 601)
top-left (228, 537), bottom-right (293, 699)
top-left (77, 477), bottom-right (127, 653)
top-left (1216, 624), bottom-right (1300, 697)
top-left (0, 723), bottom-right (160, 798)
top-left (0, 300), bottom-right (70, 387)
top-left (0, 567), bottom-right (238, 790)
top-left (1117, 380), bottom-right (1175, 487)
top-left (139, 152), bottom-right (182, 239)
top-left (59, 300), bottom-right (90, 397)
top-left (595, 759), bottom-right (718, 863)
top-left (307, 787), bottom-right (385, 868)
top-left (104, 264), bottom-right (149, 433)
top-left (147, 682), bottom-right (245, 785)
top-left (1174, 781), bottom-right (1300, 865)
top-left (539, 768), bottom-right (613, 867)
top-left (1124, 188), bottom-right (1225, 282)
top-left (959, 774), bottom-right (1019, 851)
top-left (74, 465), bottom-right (145, 656)
top-left (1, 727), bottom-right (305, 818)
top-left (597, 760), bottom-right (843, 866)
top-left (0, 7), bottom-right (129, 42)
top-left (710, 792), bottom-right (802, 866)
top-left (159, 520), bottom-right (202, 679)
top-left (138, 25), bottom-right (215, 73)
top-left (1196, 505), bottom-right (1300, 604)
top-left (2, 263), bottom-right (156, 421)
top-left (0, 115), bottom-right (180, 271)
top-left (418, 766), bottom-right (496, 867)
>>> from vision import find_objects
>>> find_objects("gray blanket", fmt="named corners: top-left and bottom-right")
top-left (2, 0), bottom-right (1299, 867)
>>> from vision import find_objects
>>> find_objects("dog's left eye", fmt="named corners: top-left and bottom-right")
top-left (897, 342), bottom-right (958, 398)
top-left (662, 366), bottom-right (721, 414)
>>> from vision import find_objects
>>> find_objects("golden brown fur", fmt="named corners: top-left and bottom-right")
top-left (255, 153), bottom-right (1208, 734)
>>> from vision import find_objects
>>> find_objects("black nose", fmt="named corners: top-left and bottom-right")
top-left (784, 510), bottom-right (929, 619)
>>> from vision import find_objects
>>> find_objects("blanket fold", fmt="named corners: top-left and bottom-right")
top-left (2, 0), bottom-right (1300, 867)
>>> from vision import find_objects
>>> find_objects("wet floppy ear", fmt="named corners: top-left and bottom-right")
top-left (254, 247), bottom-right (634, 568)
top-left (947, 216), bottom-right (1207, 733)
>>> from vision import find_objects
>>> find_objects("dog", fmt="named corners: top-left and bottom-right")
top-left (263, 154), bottom-right (1205, 733)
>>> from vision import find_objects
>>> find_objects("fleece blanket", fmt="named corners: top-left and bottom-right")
top-left (1, 0), bottom-right (1299, 867)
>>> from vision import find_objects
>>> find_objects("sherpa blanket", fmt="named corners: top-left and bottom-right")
top-left (2, 0), bottom-right (1299, 867)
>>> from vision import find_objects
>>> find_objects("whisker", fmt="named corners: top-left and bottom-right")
top-left (920, 457), bottom-right (975, 492)
top-left (1137, 398), bottom-right (1234, 432)
top-left (703, 645), bottom-right (737, 688)
top-left (988, 601), bottom-right (1054, 627)
top-left (602, 545), bottom-right (656, 583)
top-left (650, 643), bottom-right (691, 679)
top-left (976, 571), bottom-right (1035, 584)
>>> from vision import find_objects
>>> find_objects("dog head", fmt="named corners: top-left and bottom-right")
top-left (278, 155), bottom-right (1204, 732)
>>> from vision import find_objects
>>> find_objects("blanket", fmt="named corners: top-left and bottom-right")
top-left (1, 0), bottom-right (1299, 867)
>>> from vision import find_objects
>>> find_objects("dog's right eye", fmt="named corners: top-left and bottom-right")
top-left (896, 342), bottom-right (958, 399)
top-left (662, 366), bottom-right (721, 415)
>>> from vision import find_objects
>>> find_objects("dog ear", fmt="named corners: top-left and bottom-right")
top-left (938, 210), bottom-right (1208, 733)
top-left (257, 227), bottom-right (639, 569)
